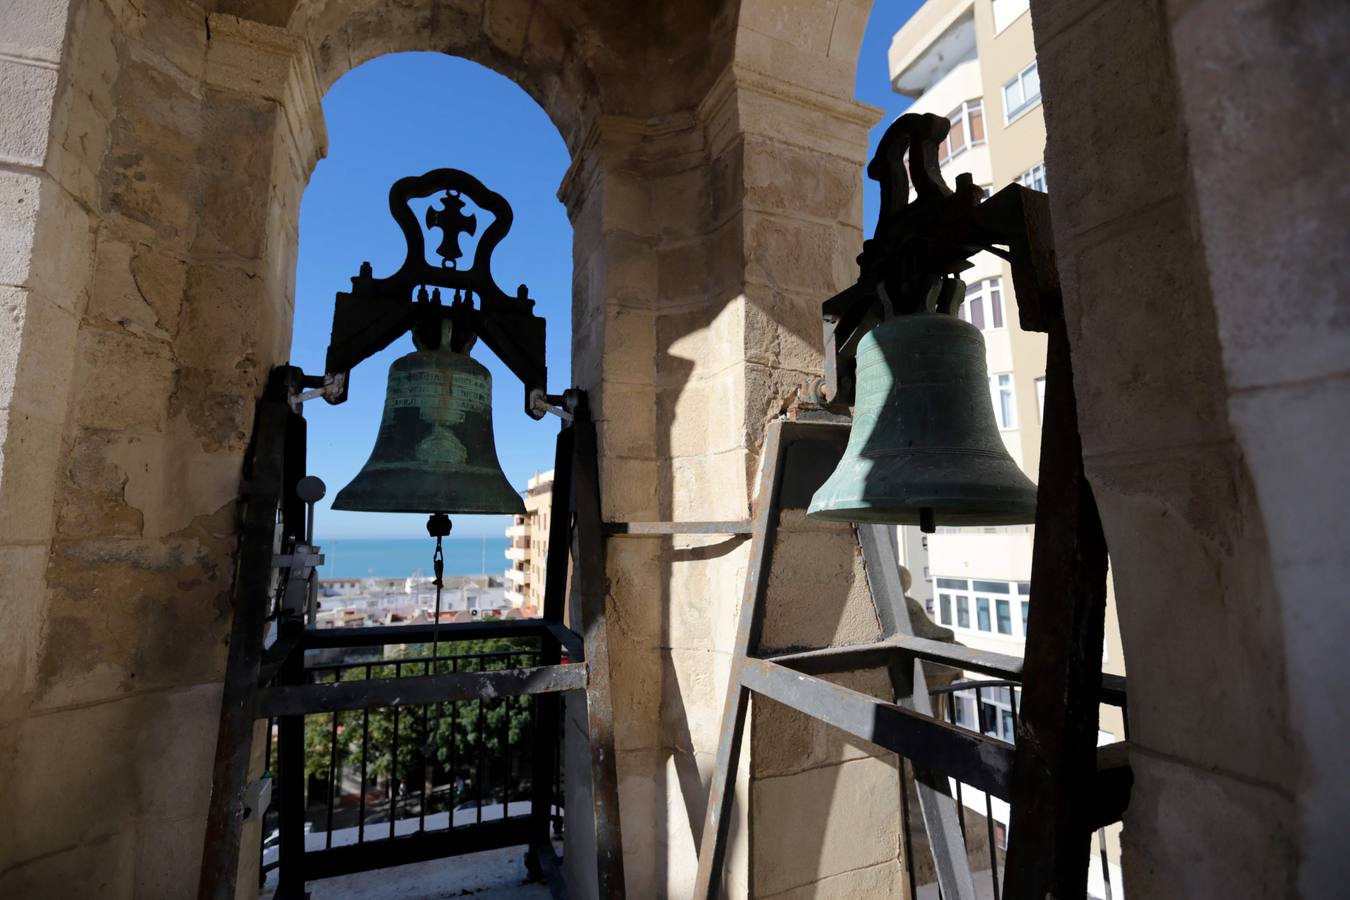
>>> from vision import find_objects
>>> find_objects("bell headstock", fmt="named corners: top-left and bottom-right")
top-left (818, 113), bottom-right (1060, 407)
top-left (323, 168), bottom-right (549, 418)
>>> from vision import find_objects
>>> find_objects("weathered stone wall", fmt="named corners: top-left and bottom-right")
top-left (6, 0), bottom-right (1343, 896)
top-left (1, 1), bottom-right (324, 894)
top-left (554, 3), bottom-right (888, 887)
top-left (1032, 0), bottom-right (1349, 896)
top-left (1, 0), bottom-right (895, 896)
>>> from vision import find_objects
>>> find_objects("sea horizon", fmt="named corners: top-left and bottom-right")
top-left (312, 536), bottom-right (510, 580)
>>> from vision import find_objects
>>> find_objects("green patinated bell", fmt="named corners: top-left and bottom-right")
top-left (333, 345), bottom-right (525, 516)
top-left (808, 312), bottom-right (1038, 526)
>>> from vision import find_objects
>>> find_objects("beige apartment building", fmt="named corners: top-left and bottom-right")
top-left (504, 469), bottom-right (554, 616)
top-left (889, 1), bottom-right (1127, 895)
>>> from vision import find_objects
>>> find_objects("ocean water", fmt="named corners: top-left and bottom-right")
top-left (314, 537), bottom-right (510, 580)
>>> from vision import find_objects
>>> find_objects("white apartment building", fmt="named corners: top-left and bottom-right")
top-left (503, 469), bottom-right (554, 615)
top-left (889, 2), bottom-right (1126, 896)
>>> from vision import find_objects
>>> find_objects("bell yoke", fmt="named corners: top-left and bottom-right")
top-left (807, 111), bottom-right (1040, 531)
top-left (323, 169), bottom-right (559, 521)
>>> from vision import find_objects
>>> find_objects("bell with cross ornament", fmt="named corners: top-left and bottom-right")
top-left (333, 323), bottom-right (525, 516)
top-left (808, 311), bottom-right (1038, 529)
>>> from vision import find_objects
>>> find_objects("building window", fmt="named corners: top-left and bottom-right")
top-left (1021, 599), bottom-right (1030, 635)
top-left (1019, 160), bottom-right (1047, 192)
top-left (996, 598), bottom-right (1013, 635)
top-left (957, 684), bottom-right (1019, 743)
top-left (992, 373), bottom-right (1017, 429)
top-left (959, 277), bottom-right (1004, 330)
top-left (952, 694), bottom-right (972, 728)
top-left (1035, 376), bottom-right (1046, 423)
top-left (936, 578), bottom-right (1031, 636)
top-left (992, 0), bottom-right (1031, 34)
top-left (1003, 61), bottom-right (1041, 122)
top-left (938, 99), bottom-right (986, 164)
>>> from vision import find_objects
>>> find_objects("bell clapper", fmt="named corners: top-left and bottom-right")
top-left (427, 512), bottom-right (452, 661)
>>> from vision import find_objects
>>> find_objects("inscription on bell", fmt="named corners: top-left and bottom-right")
top-left (383, 370), bottom-right (491, 426)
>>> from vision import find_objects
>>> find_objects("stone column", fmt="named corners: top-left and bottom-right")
top-left (0, 2), bottom-right (325, 894)
top-left (1166, 3), bottom-right (1350, 894)
top-left (715, 37), bottom-right (916, 899)
top-left (553, 2), bottom-right (898, 891)
top-left (1029, 0), bottom-right (1348, 895)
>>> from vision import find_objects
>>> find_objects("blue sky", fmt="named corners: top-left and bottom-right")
top-left (296, 5), bottom-right (921, 539)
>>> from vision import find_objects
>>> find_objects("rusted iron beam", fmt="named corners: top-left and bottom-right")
top-left (858, 524), bottom-right (978, 900)
top-left (256, 663), bottom-right (587, 717)
top-left (255, 619), bottom-right (304, 687)
top-left (693, 418), bottom-right (795, 900)
top-left (740, 659), bottom-right (1015, 801)
top-left (1089, 742), bottom-right (1133, 830)
top-left (768, 634), bottom-right (1127, 709)
top-left (1002, 320), bottom-right (1111, 900)
top-left (764, 641), bottom-right (899, 674)
top-left (198, 367), bottom-right (300, 900)
top-left (545, 621), bottom-right (584, 660)
top-left (569, 396), bottom-right (627, 898)
top-left (601, 520), bottom-right (753, 535)
top-left (531, 413), bottom-right (574, 872)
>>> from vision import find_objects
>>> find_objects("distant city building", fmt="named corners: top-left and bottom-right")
top-left (504, 469), bottom-right (553, 616)
top-left (889, 2), bottom-right (1126, 896)
top-left (313, 575), bottom-right (511, 628)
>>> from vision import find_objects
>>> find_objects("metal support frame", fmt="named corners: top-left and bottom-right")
top-left (694, 110), bottom-right (1127, 899)
top-left (692, 408), bottom-right (1129, 899)
top-left (693, 415), bottom-right (981, 900)
top-left (197, 383), bottom-right (625, 900)
top-left (198, 366), bottom-right (302, 899)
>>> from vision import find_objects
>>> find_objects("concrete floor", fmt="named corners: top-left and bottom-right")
top-left (261, 844), bottom-right (552, 899)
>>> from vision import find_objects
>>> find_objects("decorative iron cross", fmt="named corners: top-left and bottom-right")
top-left (425, 190), bottom-right (478, 267)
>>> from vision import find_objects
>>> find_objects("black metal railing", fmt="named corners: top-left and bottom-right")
top-left (259, 637), bottom-right (564, 889)
top-left (892, 676), bottom-right (1122, 900)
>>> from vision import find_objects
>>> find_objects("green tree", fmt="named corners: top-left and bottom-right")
top-left (306, 634), bottom-right (540, 809)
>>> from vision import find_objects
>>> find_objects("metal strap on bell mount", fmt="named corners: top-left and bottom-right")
top-left (696, 113), bottom-right (1127, 900)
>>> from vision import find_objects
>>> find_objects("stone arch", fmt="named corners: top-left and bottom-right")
top-left (0, 2), bottom-right (886, 897)
top-left (283, 0), bottom-right (595, 151)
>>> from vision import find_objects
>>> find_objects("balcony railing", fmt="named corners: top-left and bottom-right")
top-left (258, 634), bottom-right (564, 891)
top-left (912, 676), bottom-right (1124, 900)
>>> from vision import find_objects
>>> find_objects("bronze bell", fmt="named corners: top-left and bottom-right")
top-left (333, 331), bottom-right (525, 517)
top-left (808, 312), bottom-right (1038, 528)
